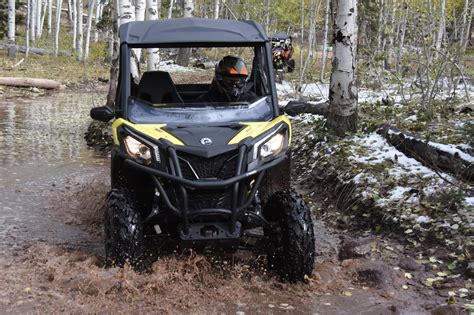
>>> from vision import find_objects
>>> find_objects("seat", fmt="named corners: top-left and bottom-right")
top-left (137, 71), bottom-right (184, 104)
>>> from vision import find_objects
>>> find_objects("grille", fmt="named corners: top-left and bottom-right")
top-left (178, 150), bottom-right (238, 180)
top-left (187, 189), bottom-right (232, 210)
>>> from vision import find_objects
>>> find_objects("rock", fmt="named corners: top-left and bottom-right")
top-left (399, 256), bottom-right (424, 271)
top-left (355, 261), bottom-right (391, 289)
top-left (339, 238), bottom-right (374, 260)
top-left (430, 305), bottom-right (462, 315)
top-left (466, 262), bottom-right (474, 278)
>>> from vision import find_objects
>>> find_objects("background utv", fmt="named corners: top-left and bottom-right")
top-left (91, 18), bottom-right (315, 282)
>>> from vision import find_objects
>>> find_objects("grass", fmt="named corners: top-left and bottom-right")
top-left (1, 21), bottom-right (109, 86)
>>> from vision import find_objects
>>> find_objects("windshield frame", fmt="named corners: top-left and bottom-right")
top-left (116, 41), bottom-right (279, 122)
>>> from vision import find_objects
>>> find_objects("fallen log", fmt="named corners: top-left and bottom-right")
top-left (0, 77), bottom-right (63, 89)
top-left (0, 44), bottom-right (72, 56)
top-left (283, 100), bottom-right (328, 116)
top-left (377, 124), bottom-right (474, 182)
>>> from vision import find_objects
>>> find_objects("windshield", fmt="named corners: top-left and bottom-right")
top-left (128, 96), bottom-right (273, 125)
top-left (124, 45), bottom-right (275, 124)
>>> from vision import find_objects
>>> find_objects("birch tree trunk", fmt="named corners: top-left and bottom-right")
top-left (47, 0), bottom-right (52, 35)
top-left (31, 0), bottom-right (36, 41)
top-left (40, 0), bottom-right (47, 37)
top-left (214, 0), bottom-right (219, 19)
top-left (146, 0), bottom-right (160, 71)
top-left (67, 0), bottom-right (73, 24)
top-left (72, 0), bottom-right (77, 49)
top-left (176, 0), bottom-right (194, 66)
top-left (8, 0), bottom-right (16, 58)
top-left (26, 0), bottom-right (31, 56)
top-left (320, 0), bottom-right (330, 82)
top-left (36, 0), bottom-right (42, 38)
top-left (84, 0), bottom-right (96, 63)
top-left (167, 0), bottom-right (174, 18)
top-left (435, 0), bottom-right (446, 56)
top-left (54, 0), bottom-right (62, 56)
top-left (76, 0), bottom-right (84, 61)
top-left (133, 0), bottom-right (146, 66)
top-left (120, 0), bottom-right (139, 79)
top-left (94, 2), bottom-right (101, 42)
top-left (328, 0), bottom-right (358, 136)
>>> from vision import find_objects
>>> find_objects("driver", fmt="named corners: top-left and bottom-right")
top-left (198, 55), bottom-right (257, 103)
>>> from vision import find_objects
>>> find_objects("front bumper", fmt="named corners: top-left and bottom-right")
top-left (122, 145), bottom-right (287, 240)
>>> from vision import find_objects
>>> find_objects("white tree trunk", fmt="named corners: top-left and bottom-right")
top-left (8, 0), bottom-right (16, 58)
top-left (146, 0), bottom-right (160, 71)
top-left (213, 0), bottom-right (219, 19)
top-left (133, 0), bottom-right (146, 66)
top-left (94, 2), bottom-right (101, 42)
top-left (120, 0), bottom-right (139, 78)
top-left (54, 0), bottom-right (62, 55)
top-left (320, 0), bottom-right (330, 82)
top-left (47, 0), bottom-right (52, 35)
top-left (72, 0), bottom-right (77, 49)
top-left (76, 0), bottom-right (84, 61)
top-left (26, 0), bottom-right (31, 56)
top-left (39, 0), bottom-right (47, 37)
top-left (84, 0), bottom-right (96, 63)
top-left (460, 0), bottom-right (472, 53)
top-left (36, 0), bottom-right (42, 38)
top-left (435, 0), bottom-right (446, 56)
top-left (328, 0), bottom-right (358, 136)
top-left (67, 0), bottom-right (73, 23)
top-left (167, 0), bottom-right (174, 18)
top-left (31, 0), bottom-right (37, 41)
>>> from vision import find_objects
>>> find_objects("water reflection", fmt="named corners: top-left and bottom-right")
top-left (0, 92), bottom-right (106, 187)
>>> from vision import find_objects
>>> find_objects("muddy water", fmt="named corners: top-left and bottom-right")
top-left (0, 91), bottom-right (434, 314)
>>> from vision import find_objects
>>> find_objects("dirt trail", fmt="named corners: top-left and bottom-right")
top-left (0, 91), bottom-right (449, 314)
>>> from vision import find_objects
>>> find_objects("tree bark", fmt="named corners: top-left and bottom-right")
top-left (54, 0), bottom-right (62, 56)
top-left (67, 0), bottom-right (73, 23)
top-left (47, 0), bottom-right (52, 35)
top-left (435, 0), bottom-right (446, 57)
top-left (26, 0), bottom-right (31, 56)
top-left (176, 0), bottom-right (194, 66)
top-left (327, 0), bottom-right (358, 136)
top-left (284, 100), bottom-right (328, 116)
top-left (120, 0), bottom-right (139, 78)
top-left (167, 0), bottom-right (174, 18)
top-left (76, 0), bottom-right (84, 61)
top-left (72, 0), bottom-right (77, 49)
top-left (8, 0), bottom-right (16, 58)
top-left (146, 0), bottom-right (160, 71)
top-left (0, 77), bottom-right (62, 89)
top-left (36, 0), bottom-right (42, 38)
top-left (31, 0), bottom-right (36, 41)
top-left (320, 0), bottom-right (330, 82)
top-left (214, 0), bottom-right (220, 19)
top-left (134, 0), bottom-right (146, 65)
top-left (84, 0), bottom-right (96, 63)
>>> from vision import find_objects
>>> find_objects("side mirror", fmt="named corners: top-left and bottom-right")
top-left (90, 106), bottom-right (115, 122)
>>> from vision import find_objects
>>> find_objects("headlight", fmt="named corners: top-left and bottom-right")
top-left (124, 136), bottom-right (152, 164)
top-left (259, 132), bottom-right (286, 159)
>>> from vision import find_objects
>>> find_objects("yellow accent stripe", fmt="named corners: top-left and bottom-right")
top-left (112, 118), bottom-right (185, 145)
top-left (228, 115), bottom-right (292, 145)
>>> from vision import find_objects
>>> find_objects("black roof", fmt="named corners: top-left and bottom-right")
top-left (119, 18), bottom-right (268, 46)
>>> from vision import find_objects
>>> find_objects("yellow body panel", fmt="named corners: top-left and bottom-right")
top-left (228, 115), bottom-right (292, 145)
top-left (112, 118), bottom-right (185, 145)
top-left (113, 115), bottom-right (291, 146)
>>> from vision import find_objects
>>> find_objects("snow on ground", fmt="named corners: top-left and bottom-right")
top-left (158, 60), bottom-right (197, 73)
top-left (277, 80), bottom-right (474, 106)
top-left (344, 133), bottom-right (450, 206)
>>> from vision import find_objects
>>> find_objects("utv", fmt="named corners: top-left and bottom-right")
top-left (91, 18), bottom-right (315, 282)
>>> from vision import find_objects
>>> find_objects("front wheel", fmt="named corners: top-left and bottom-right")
top-left (264, 190), bottom-right (315, 282)
top-left (104, 188), bottom-right (150, 272)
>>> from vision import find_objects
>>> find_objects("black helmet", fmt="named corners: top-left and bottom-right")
top-left (214, 55), bottom-right (249, 102)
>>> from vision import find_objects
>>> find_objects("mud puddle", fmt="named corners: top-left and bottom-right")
top-left (0, 91), bottom-right (445, 314)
